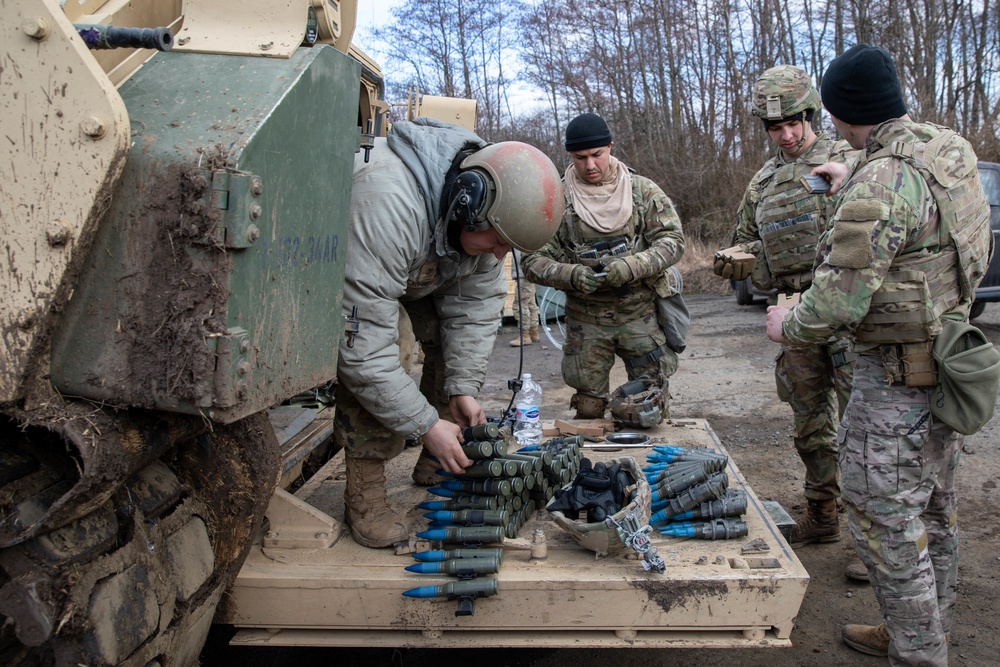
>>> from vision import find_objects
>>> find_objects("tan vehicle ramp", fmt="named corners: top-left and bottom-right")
top-left (219, 418), bottom-right (808, 649)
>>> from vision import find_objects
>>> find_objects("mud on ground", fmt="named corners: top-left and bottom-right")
top-left (204, 293), bottom-right (1000, 667)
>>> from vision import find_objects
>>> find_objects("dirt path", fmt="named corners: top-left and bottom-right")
top-left (204, 293), bottom-right (1000, 666)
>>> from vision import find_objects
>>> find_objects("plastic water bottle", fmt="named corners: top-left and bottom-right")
top-left (513, 374), bottom-right (543, 446)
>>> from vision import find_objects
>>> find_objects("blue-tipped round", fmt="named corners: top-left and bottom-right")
top-left (659, 523), bottom-right (695, 537)
top-left (412, 550), bottom-right (448, 562)
top-left (649, 509), bottom-right (669, 526)
top-left (415, 529), bottom-right (449, 541)
top-left (426, 487), bottom-right (456, 498)
top-left (405, 562), bottom-right (439, 574)
top-left (402, 586), bottom-right (439, 598)
top-left (653, 445), bottom-right (686, 454)
top-left (418, 500), bottom-right (449, 511)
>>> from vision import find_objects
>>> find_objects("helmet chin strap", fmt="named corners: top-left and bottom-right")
top-left (791, 120), bottom-right (809, 152)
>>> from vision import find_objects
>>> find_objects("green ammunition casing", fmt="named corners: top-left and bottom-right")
top-left (490, 439), bottom-right (508, 457)
top-left (446, 577), bottom-right (498, 597)
top-left (460, 441), bottom-right (494, 460)
top-left (435, 557), bottom-right (501, 575)
top-left (653, 467), bottom-right (710, 498)
top-left (427, 509), bottom-right (508, 526)
top-left (446, 494), bottom-right (501, 509)
top-left (437, 525), bottom-right (504, 544)
top-left (514, 449), bottom-right (554, 468)
top-left (445, 478), bottom-right (513, 497)
top-left (509, 477), bottom-right (526, 494)
top-left (459, 460), bottom-right (506, 478)
top-left (490, 458), bottom-right (533, 476)
top-left (462, 423), bottom-right (501, 442)
top-left (501, 453), bottom-right (544, 472)
top-left (444, 547), bottom-right (504, 564)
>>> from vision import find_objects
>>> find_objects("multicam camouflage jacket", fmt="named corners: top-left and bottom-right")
top-left (522, 173), bottom-right (685, 323)
top-left (734, 132), bottom-right (855, 294)
top-left (783, 119), bottom-right (993, 353)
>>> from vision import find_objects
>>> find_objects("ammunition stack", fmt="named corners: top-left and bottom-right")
top-left (402, 425), bottom-right (584, 613)
top-left (643, 445), bottom-right (749, 540)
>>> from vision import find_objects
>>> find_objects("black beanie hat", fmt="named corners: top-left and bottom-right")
top-left (565, 113), bottom-right (613, 151)
top-left (821, 44), bottom-right (907, 125)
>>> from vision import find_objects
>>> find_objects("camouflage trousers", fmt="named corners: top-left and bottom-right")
top-left (334, 297), bottom-right (449, 460)
top-left (840, 353), bottom-right (960, 667)
top-left (562, 309), bottom-right (678, 401)
top-left (512, 279), bottom-right (538, 329)
top-left (774, 336), bottom-right (854, 501)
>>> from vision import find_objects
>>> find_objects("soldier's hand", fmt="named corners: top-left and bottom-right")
top-left (713, 246), bottom-right (756, 281)
top-left (449, 395), bottom-right (485, 429)
top-left (766, 306), bottom-right (790, 344)
top-left (603, 258), bottom-right (636, 288)
top-left (422, 420), bottom-right (473, 474)
top-left (571, 266), bottom-right (603, 294)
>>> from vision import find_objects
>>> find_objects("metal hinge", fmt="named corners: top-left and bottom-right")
top-left (210, 170), bottom-right (264, 248)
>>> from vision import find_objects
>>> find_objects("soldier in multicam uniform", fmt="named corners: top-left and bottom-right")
top-left (522, 113), bottom-right (686, 419)
top-left (337, 118), bottom-right (563, 548)
top-left (767, 45), bottom-right (993, 666)
top-left (717, 66), bottom-right (860, 559)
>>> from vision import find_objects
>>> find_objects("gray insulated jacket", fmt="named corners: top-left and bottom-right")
top-left (338, 118), bottom-right (507, 439)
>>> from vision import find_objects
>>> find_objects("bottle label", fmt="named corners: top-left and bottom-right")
top-left (515, 405), bottom-right (539, 423)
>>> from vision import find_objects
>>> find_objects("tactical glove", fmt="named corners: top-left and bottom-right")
top-left (571, 266), bottom-right (603, 294)
top-left (603, 257), bottom-right (637, 288)
top-left (712, 245), bottom-right (756, 281)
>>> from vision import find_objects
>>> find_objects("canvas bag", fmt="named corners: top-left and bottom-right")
top-left (930, 320), bottom-right (1000, 435)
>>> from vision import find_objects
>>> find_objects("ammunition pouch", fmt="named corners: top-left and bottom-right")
top-left (609, 375), bottom-right (668, 428)
top-left (650, 266), bottom-right (690, 353)
top-left (879, 341), bottom-right (937, 387)
top-left (548, 456), bottom-right (652, 556)
top-left (931, 320), bottom-right (1000, 435)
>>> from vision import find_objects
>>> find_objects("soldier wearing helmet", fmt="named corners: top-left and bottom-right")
top-left (715, 65), bottom-right (859, 562)
top-left (335, 117), bottom-right (563, 548)
top-left (523, 113), bottom-right (686, 420)
top-left (770, 45), bottom-right (992, 663)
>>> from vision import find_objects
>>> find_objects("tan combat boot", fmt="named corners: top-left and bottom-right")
top-left (509, 327), bottom-right (537, 347)
top-left (344, 457), bottom-right (409, 548)
top-left (411, 447), bottom-right (444, 486)
top-left (845, 557), bottom-right (870, 582)
top-left (842, 623), bottom-right (890, 656)
top-left (788, 498), bottom-right (840, 548)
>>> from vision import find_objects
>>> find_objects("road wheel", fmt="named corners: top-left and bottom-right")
top-left (735, 278), bottom-right (754, 306)
top-left (0, 410), bottom-right (279, 666)
top-left (971, 301), bottom-right (986, 320)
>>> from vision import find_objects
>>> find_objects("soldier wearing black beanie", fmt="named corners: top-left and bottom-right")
top-left (564, 113), bottom-right (613, 151)
top-left (820, 44), bottom-right (907, 125)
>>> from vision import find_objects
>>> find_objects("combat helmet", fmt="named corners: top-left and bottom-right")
top-left (609, 375), bottom-right (668, 428)
top-left (547, 456), bottom-right (652, 557)
top-left (453, 142), bottom-right (564, 252)
top-left (751, 65), bottom-right (821, 122)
